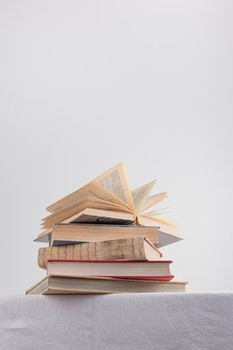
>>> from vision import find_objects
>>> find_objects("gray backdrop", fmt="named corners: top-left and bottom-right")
top-left (0, 0), bottom-right (232, 295)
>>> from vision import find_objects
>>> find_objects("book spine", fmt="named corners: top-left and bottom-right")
top-left (38, 237), bottom-right (147, 269)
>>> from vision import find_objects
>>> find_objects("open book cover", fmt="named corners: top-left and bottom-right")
top-left (36, 162), bottom-right (182, 246)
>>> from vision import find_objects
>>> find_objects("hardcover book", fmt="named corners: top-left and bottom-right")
top-left (46, 259), bottom-right (173, 281)
top-left (35, 223), bottom-right (158, 246)
top-left (38, 236), bottom-right (162, 269)
top-left (26, 275), bottom-right (187, 295)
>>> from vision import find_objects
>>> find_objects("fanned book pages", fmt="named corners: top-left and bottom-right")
top-left (36, 163), bottom-right (182, 246)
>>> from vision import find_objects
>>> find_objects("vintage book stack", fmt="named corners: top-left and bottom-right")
top-left (26, 163), bottom-right (186, 295)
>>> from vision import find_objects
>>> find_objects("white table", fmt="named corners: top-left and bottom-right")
top-left (0, 293), bottom-right (233, 350)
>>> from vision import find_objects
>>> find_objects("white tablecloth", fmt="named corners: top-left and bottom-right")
top-left (0, 293), bottom-right (233, 350)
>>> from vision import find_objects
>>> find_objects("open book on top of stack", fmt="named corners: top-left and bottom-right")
top-left (27, 163), bottom-right (186, 295)
top-left (35, 162), bottom-right (182, 248)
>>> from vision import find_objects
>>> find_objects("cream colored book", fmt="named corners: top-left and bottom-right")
top-left (38, 236), bottom-right (162, 269)
top-left (35, 220), bottom-right (181, 248)
top-left (37, 163), bottom-right (182, 246)
top-left (35, 224), bottom-right (158, 246)
top-left (26, 275), bottom-right (187, 295)
top-left (46, 260), bottom-right (173, 280)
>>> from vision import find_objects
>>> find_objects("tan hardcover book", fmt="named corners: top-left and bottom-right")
top-left (38, 237), bottom-right (162, 269)
top-left (26, 275), bottom-right (187, 295)
top-left (35, 219), bottom-right (181, 248)
top-left (46, 260), bottom-right (173, 281)
top-left (35, 223), bottom-right (159, 246)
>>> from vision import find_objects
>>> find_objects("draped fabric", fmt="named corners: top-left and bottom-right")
top-left (0, 293), bottom-right (232, 350)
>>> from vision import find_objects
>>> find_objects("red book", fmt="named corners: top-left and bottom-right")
top-left (47, 259), bottom-right (174, 282)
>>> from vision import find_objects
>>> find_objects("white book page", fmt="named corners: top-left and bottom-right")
top-left (137, 192), bottom-right (167, 213)
top-left (131, 180), bottom-right (156, 210)
top-left (94, 162), bottom-right (134, 209)
top-left (47, 182), bottom-right (127, 213)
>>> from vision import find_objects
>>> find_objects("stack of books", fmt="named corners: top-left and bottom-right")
top-left (26, 163), bottom-right (186, 295)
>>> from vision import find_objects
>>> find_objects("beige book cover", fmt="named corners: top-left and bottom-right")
top-left (38, 236), bottom-right (162, 269)
top-left (36, 223), bottom-right (158, 247)
top-left (26, 275), bottom-right (187, 295)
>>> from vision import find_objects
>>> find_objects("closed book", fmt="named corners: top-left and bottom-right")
top-left (37, 237), bottom-right (162, 269)
top-left (35, 223), bottom-right (158, 246)
top-left (46, 259), bottom-right (173, 281)
top-left (26, 275), bottom-right (187, 295)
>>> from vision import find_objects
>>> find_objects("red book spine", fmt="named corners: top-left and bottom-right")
top-left (47, 259), bottom-right (172, 264)
top-left (100, 275), bottom-right (174, 282)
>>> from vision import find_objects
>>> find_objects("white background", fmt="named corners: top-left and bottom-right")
top-left (0, 0), bottom-right (232, 295)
